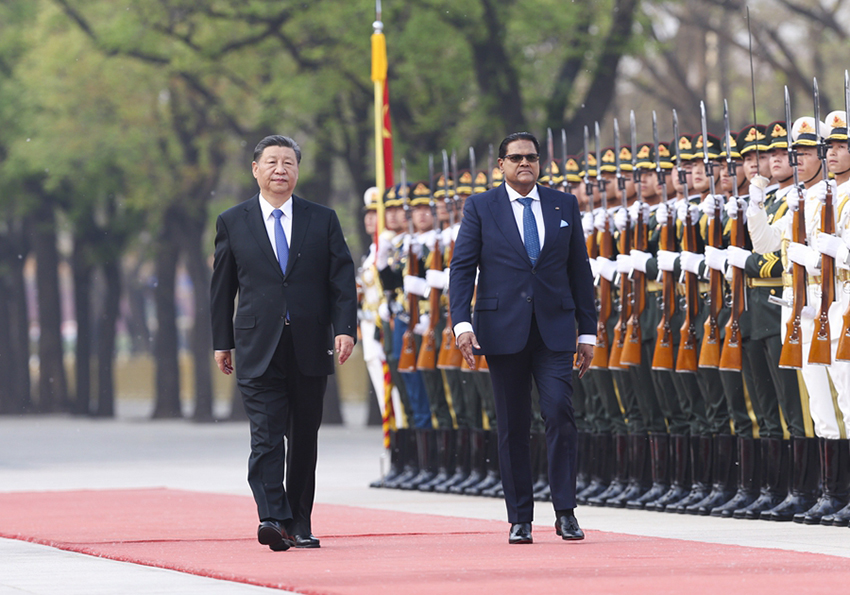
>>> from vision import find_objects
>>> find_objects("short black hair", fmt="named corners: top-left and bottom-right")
top-left (498, 132), bottom-right (540, 159)
top-left (253, 135), bottom-right (302, 163)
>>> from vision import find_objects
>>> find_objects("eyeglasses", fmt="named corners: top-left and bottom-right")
top-left (504, 153), bottom-right (540, 163)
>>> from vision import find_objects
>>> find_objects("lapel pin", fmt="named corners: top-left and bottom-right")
top-left (327, 349), bottom-right (334, 356)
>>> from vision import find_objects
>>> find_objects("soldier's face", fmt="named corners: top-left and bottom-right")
top-left (743, 151), bottom-right (771, 181)
top-left (574, 182), bottom-right (588, 209)
top-left (364, 210), bottom-right (377, 235)
top-left (640, 170), bottom-right (658, 200)
top-left (386, 207), bottom-right (405, 232)
top-left (768, 149), bottom-right (793, 183)
top-left (412, 205), bottom-right (433, 232)
top-left (672, 162), bottom-right (693, 196)
top-left (436, 200), bottom-right (449, 223)
top-left (827, 141), bottom-right (850, 176)
top-left (691, 160), bottom-right (719, 194)
top-left (796, 146), bottom-right (822, 182)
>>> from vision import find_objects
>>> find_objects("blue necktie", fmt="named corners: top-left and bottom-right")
top-left (517, 197), bottom-right (540, 264)
top-left (272, 209), bottom-right (289, 274)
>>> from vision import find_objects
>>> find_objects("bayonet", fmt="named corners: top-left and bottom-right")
top-left (614, 119), bottom-right (626, 199)
top-left (653, 111), bottom-right (668, 203)
top-left (700, 100), bottom-right (717, 199)
top-left (547, 127), bottom-right (555, 185)
top-left (401, 158), bottom-right (413, 235)
top-left (583, 125), bottom-right (593, 206)
top-left (561, 129), bottom-right (569, 192)
top-left (674, 109), bottom-right (688, 199)
top-left (631, 111), bottom-right (642, 203)
top-left (814, 77), bottom-right (829, 183)
top-left (786, 86), bottom-right (801, 191)
top-left (595, 121), bottom-right (608, 211)
top-left (724, 99), bottom-right (739, 200)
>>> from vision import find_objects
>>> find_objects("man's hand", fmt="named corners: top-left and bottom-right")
top-left (335, 335), bottom-right (355, 365)
top-left (456, 331), bottom-right (480, 370)
top-left (575, 344), bottom-right (594, 378)
top-left (215, 350), bottom-right (233, 375)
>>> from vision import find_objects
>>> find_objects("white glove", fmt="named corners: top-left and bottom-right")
top-left (700, 194), bottom-right (722, 219)
top-left (677, 201), bottom-right (700, 223)
top-left (815, 233), bottom-right (849, 264)
top-left (403, 275), bottom-right (430, 297)
top-left (679, 250), bottom-right (705, 274)
top-left (630, 249), bottom-right (652, 273)
top-left (596, 257), bottom-right (617, 282)
top-left (786, 187), bottom-right (801, 212)
top-left (378, 302), bottom-right (390, 322)
top-left (613, 207), bottom-right (629, 232)
top-left (656, 202), bottom-right (669, 226)
top-left (748, 175), bottom-right (769, 207)
top-left (801, 305), bottom-right (817, 320)
top-left (726, 246), bottom-right (752, 269)
top-left (594, 209), bottom-right (609, 231)
top-left (582, 212), bottom-right (594, 239)
top-left (376, 237), bottom-right (392, 269)
top-left (413, 314), bottom-right (430, 335)
top-left (616, 254), bottom-right (633, 275)
top-left (441, 227), bottom-right (453, 247)
top-left (656, 250), bottom-right (678, 272)
top-left (588, 257), bottom-right (599, 279)
top-left (443, 267), bottom-right (451, 291)
top-left (628, 201), bottom-right (649, 224)
top-left (425, 269), bottom-right (446, 290)
top-left (810, 180), bottom-right (830, 204)
top-left (725, 197), bottom-right (747, 222)
top-left (786, 242), bottom-right (821, 275)
top-left (704, 246), bottom-right (728, 271)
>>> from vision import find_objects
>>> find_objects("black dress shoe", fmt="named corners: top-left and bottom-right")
top-left (293, 534), bottom-right (321, 548)
top-left (555, 515), bottom-right (585, 541)
top-left (508, 523), bottom-right (533, 544)
top-left (258, 520), bottom-right (294, 551)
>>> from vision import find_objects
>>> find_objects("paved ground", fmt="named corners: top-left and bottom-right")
top-left (0, 410), bottom-right (847, 594)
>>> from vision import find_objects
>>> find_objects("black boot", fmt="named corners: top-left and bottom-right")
top-left (824, 440), bottom-right (850, 526)
top-left (668, 434), bottom-right (712, 513)
top-left (590, 433), bottom-right (629, 506)
top-left (690, 433), bottom-right (737, 515)
top-left (737, 437), bottom-right (789, 519)
top-left (419, 429), bottom-right (453, 491)
top-left (627, 433), bottom-right (670, 510)
top-left (451, 429), bottom-right (486, 494)
top-left (799, 439), bottom-right (849, 524)
top-left (370, 429), bottom-right (403, 488)
top-left (384, 429), bottom-right (419, 489)
top-left (435, 428), bottom-right (470, 493)
top-left (711, 436), bottom-right (760, 517)
top-left (576, 431), bottom-right (592, 494)
top-left (576, 433), bottom-right (612, 504)
top-left (399, 428), bottom-right (436, 490)
top-left (650, 434), bottom-right (690, 511)
top-left (465, 430), bottom-right (501, 495)
top-left (762, 436), bottom-right (820, 521)
top-left (615, 433), bottom-right (652, 508)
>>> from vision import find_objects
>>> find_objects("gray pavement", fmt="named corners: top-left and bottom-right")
top-left (0, 410), bottom-right (848, 594)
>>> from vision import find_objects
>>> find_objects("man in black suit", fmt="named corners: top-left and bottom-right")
top-left (450, 132), bottom-right (596, 544)
top-left (211, 135), bottom-right (357, 551)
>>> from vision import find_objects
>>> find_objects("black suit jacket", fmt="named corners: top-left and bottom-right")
top-left (210, 194), bottom-right (357, 378)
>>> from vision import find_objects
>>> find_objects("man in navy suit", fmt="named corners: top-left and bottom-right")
top-left (211, 135), bottom-right (357, 551)
top-left (450, 132), bottom-right (596, 544)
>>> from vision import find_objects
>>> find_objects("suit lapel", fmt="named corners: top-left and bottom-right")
top-left (488, 185), bottom-right (532, 265)
top-left (286, 196), bottom-right (312, 277)
top-left (244, 195), bottom-right (284, 277)
top-left (537, 187), bottom-right (562, 263)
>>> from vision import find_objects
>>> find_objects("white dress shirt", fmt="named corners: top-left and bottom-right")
top-left (259, 193), bottom-right (293, 254)
top-left (454, 184), bottom-right (594, 346)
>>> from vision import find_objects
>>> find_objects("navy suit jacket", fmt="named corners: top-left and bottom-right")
top-left (210, 194), bottom-right (357, 379)
top-left (449, 183), bottom-right (596, 355)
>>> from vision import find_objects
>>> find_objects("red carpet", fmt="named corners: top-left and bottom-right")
top-left (1, 488), bottom-right (848, 594)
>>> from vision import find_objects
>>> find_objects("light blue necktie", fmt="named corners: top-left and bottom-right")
top-left (517, 197), bottom-right (540, 264)
top-left (272, 208), bottom-right (289, 274)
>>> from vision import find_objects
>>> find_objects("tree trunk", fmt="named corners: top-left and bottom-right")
top-left (95, 259), bottom-right (121, 418)
top-left (152, 213), bottom-right (182, 418)
top-left (33, 204), bottom-right (68, 412)
top-left (71, 242), bottom-right (92, 415)
top-left (182, 221), bottom-right (214, 422)
top-left (5, 226), bottom-right (33, 414)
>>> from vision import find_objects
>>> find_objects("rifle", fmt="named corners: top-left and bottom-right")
top-left (621, 111), bottom-right (646, 366)
top-left (719, 99), bottom-right (745, 371)
top-left (652, 110), bottom-right (677, 370)
top-left (609, 118), bottom-right (630, 369)
top-left (438, 149), bottom-right (464, 370)
top-left (808, 77), bottom-right (835, 366)
top-left (561, 129), bottom-right (570, 193)
top-left (836, 70), bottom-right (850, 361)
top-left (590, 123), bottom-right (613, 369)
top-left (698, 101), bottom-right (722, 369)
top-left (417, 156), bottom-right (441, 370)
top-left (675, 109), bottom-right (699, 373)
top-left (773, 86), bottom-right (806, 369)
top-left (397, 160), bottom-right (419, 373)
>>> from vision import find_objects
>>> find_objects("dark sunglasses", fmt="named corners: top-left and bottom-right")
top-left (504, 153), bottom-right (540, 163)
